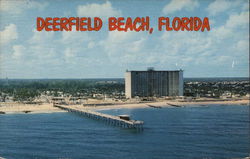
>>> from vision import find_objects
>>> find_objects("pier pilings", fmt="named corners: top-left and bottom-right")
top-left (54, 105), bottom-right (144, 130)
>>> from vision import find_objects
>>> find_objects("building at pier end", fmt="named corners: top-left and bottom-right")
top-left (125, 68), bottom-right (183, 98)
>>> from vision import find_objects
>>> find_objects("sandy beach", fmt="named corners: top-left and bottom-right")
top-left (88, 99), bottom-right (249, 111)
top-left (0, 103), bottom-right (65, 114)
top-left (0, 99), bottom-right (249, 114)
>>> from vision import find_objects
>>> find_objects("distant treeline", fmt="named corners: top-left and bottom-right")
top-left (0, 79), bottom-right (124, 101)
top-left (0, 78), bottom-right (249, 101)
top-left (184, 77), bottom-right (249, 82)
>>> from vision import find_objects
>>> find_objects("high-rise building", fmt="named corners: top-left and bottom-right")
top-left (125, 68), bottom-right (183, 98)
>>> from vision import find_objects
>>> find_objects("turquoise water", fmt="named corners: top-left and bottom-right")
top-left (0, 105), bottom-right (249, 159)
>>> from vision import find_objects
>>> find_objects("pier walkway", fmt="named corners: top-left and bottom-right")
top-left (54, 105), bottom-right (144, 130)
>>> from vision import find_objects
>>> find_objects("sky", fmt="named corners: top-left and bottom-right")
top-left (0, 0), bottom-right (249, 79)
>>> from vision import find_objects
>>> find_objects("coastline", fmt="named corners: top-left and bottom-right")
top-left (0, 103), bottom-right (65, 114)
top-left (0, 99), bottom-right (249, 114)
top-left (89, 99), bottom-right (249, 111)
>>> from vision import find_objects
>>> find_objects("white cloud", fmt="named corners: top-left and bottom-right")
top-left (235, 40), bottom-right (249, 53)
top-left (29, 30), bottom-right (55, 44)
top-left (0, 0), bottom-right (48, 14)
top-left (162, 0), bottom-right (199, 14)
top-left (0, 24), bottom-right (18, 45)
top-left (207, 0), bottom-right (247, 16)
top-left (211, 26), bottom-right (233, 39)
top-left (161, 32), bottom-right (212, 56)
top-left (87, 41), bottom-right (95, 49)
top-left (61, 29), bottom-right (90, 44)
top-left (60, 29), bottom-right (93, 61)
top-left (103, 31), bottom-right (146, 55)
top-left (64, 47), bottom-right (76, 58)
top-left (77, 1), bottom-right (121, 19)
top-left (12, 45), bottom-right (26, 59)
top-left (156, 7), bottom-right (249, 73)
top-left (207, 0), bottom-right (233, 16)
top-left (29, 45), bottom-right (58, 60)
top-left (211, 11), bottom-right (249, 39)
top-left (225, 11), bottom-right (249, 29)
top-left (28, 29), bottom-right (89, 63)
top-left (100, 31), bottom-right (148, 65)
top-left (28, 30), bottom-right (58, 60)
top-left (128, 38), bottom-right (146, 53)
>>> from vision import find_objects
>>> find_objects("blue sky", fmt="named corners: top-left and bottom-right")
top-left (0, 0), bottom-right (249, 78)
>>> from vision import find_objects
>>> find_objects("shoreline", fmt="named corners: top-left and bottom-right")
top-left (89, 99), bottom-right (249, 111)
top-left (0, 99), bottom-right (249, 114)
top-left (0, 103), bottom-right (66, 114)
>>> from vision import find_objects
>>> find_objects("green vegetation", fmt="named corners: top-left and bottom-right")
top-left (13, 88), bottom-right (40, 101)
top-left (0, 79), bottom-right (124, 101)
top-left (0, 78), bottom-right (248, 101)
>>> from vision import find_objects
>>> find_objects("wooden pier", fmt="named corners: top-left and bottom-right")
top-left (54, 105), bottom-right (144, 130)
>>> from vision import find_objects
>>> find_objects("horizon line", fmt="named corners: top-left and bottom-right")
top-left (0, 76), bottom-right (249, 80)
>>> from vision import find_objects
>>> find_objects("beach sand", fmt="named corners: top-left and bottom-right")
top-left (88, 99), bottom-right (249, 111)
top-left (0, 103), bottom-right (65, 114)
top-left (0, 99), bottom-right (248, 114)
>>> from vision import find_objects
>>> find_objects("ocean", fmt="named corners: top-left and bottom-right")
top-left (0, 105), bottom-right (249, 159)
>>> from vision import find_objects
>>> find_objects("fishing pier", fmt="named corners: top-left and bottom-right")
top-left (54, 105), bottom-right (144, 130)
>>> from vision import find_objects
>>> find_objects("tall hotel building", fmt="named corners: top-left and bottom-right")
top-left (125, 68), bottom-right (183, 98)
